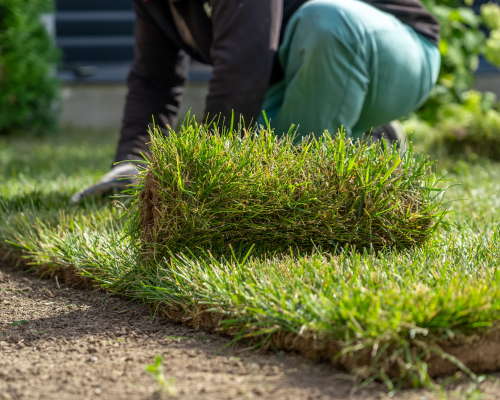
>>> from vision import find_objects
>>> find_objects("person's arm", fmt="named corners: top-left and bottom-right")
top-left (115, 1), bottom-right (190, 163)
top-left (205, 0), bottom-right (282, 128)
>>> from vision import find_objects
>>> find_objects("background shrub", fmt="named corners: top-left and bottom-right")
top-left (0, 0), bottom-right (59, 134)
top-left (419, 0), bottom-right (500, 121)
top-left (405, 0), bottom-right (500, 158)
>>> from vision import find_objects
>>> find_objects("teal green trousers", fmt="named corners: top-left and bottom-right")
top-left (257, 0), bottom-right (441, 142)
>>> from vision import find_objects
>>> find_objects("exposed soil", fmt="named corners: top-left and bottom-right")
top-left (1, 262), bottom-right (500, 400)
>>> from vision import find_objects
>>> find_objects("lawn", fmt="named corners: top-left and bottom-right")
top-left (2, 125), bottom-right (500, 392)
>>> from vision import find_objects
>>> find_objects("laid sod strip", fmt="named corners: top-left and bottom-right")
top-left (3, 126), bottom-right (500, 391)
top-left (131, 123), bottom-right (446, 258)
top-left (3, 209), bottom-right (500, 391)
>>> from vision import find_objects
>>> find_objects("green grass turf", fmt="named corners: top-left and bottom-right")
top-left (2, 126), bottom-right (500, 391)
top-left (135, 124), bottom-right (444, 257)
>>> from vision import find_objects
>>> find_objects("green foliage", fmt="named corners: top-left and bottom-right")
top-left (132, 122), bottom-right (445, 258)
top-left (423, 3), bottom-right (482, 118)
top-left (485, 29), bottom-right (500, 65)
top-left (417, 0), bottom-right (500, 122)
top-left (409, 1), bottom-right (500, 160)
top-left (438, 90), bottom-right (500, 158)
top-left (481, 2), bottom-right (500, 29)
top-left (0, 0), bottom-right (60, 134)
top-left (405, 90), bottom-right (500, 159)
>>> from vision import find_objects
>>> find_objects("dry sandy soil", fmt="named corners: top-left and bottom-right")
top-left (1, 262), bottom-right (500, 400)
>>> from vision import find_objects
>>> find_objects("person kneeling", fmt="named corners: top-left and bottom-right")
top-left (71, 0), bottom-right (440, 202)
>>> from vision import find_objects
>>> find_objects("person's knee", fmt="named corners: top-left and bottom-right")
top-left (294, 0), bottom-right (366, 52)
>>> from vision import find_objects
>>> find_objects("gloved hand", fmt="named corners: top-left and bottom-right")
top-left (70, 163), bottom-right (140, 203)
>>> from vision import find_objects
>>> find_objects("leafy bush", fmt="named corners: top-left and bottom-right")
top-left (131, 122), bottom-right (446, 258)
top-left (418, 0), bottom-right (500, 122)
top-left (0, 0), bottom-right (59, 134)
top-left (405, 90), bottom-right (500, 159)
top-left (406, 1), bottom-right (500, 159)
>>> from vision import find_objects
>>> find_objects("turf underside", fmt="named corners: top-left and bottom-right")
top-left (2, 126), bottom-right (500, 391)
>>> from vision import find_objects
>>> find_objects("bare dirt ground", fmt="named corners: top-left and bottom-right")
top-left (1, 263), bottom-right (500, 400)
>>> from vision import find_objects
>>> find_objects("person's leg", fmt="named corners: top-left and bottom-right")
top-left (260, 0), bottom-right (371, 140)
top-left (350, 29), bottom-right (440, 140)
top-left (259, 0), bottom-right (440, 142)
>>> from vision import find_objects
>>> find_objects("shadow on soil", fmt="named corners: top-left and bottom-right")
top-left (1, 264), bottom-right (382, 399)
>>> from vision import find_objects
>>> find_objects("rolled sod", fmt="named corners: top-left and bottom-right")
top-left (131, 122), bottom-right (445, 257)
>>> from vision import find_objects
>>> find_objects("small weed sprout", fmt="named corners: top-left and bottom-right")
top-left (145, 355), bottom-right (177, 397)
top-left (10, 320), bottom-right (28, 326)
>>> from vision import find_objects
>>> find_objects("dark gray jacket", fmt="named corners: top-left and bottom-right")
top-left (116, 0), bottom-right (439, 162)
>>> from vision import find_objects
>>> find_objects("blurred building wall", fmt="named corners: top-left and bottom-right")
top-left (60, 82), bottom-right (208, 128)
top-left (56, 0), bottom-right (210, 129)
